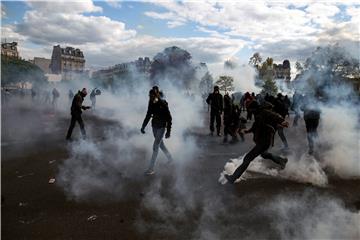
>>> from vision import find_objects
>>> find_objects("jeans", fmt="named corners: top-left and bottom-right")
top-left (148, 127), bottom-right (173, 171)
top-left (66, 114), bottom-right (86, 139)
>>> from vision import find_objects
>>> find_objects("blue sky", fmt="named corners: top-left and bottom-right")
top-left (1, 1), bottom-right (359, 70)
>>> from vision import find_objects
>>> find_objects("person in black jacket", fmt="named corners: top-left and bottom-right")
top-left (141, 88), bottom-right (173, 175)
top-left (66, 88), bottom-right (91, 141)
top-left (301, 96), bottom-right (321, 155)
top-left (225, 101), bottom-right (288, 183)
top-left (273, 93), bottom-right (289, 149)
top-left (206, 86), bottom-right (223, 136)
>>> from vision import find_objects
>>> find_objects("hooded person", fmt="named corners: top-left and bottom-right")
top-left (141, 88), bottom-right (173, 175)
top-left (273, 93), bottom-right (289, 149)
top-left (66, 88), bottom-right (91, 141)
top-left (206, 85), bottom-right (223, 136)
top-left (301, 95), bottom-right (321, 155)
top-left (225, 101), bottom-right (289, 183)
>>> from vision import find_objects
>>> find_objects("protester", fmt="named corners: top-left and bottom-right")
top-left (66, 88), bottom-right (91, 141)
top-left (52, 88), bottom-right (60, 108)
top-left (90, 88), bottom-right (101, 110)
top-left (301, 96), bottom-right (321, 155)
top-left (273, 93), bottom-right (289, 149)
top-left (225, 101), bottom-right (289, 183)
top-left (141, 88), bottom-right (173, 175)
top-left (206, 86), bottom-right (223, 136)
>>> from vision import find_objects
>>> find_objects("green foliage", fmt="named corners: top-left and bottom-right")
top-left (249, 52), bottom-right (262, 68)
top-left (1, 56), bottom-right (47, 87)
top-left (258, 57), bottom-right (275, 80)
top-left (215, 75), bottom-right (234, 93)
top-left (261, 76), bottom-right (278, 96)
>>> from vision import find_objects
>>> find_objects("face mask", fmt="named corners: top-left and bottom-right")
top-left (153, 97), bottom-right (159, 103)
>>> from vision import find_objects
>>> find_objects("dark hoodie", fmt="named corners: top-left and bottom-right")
top-left (142, 99), bottom-right (172, 133)
top-left (248, 102), bottom-right (284, 146)
top-left (71, 91), bottom-right (85, 115)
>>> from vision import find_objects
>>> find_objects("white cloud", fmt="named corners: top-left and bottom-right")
top-left (105, 0), bottom-right (122, 9)
top-left (3, 1), bottom-right (247, 68)
top-left (15, 2), bottom-right (136, 45)
top-left (26, 0), bottom-right (102, 14)
top-left (3, 1), bottom-right (359, 69)
top-left (80, 35), bottom-right (246, 67)
top-left (145, 1), bottom-right (360, 61)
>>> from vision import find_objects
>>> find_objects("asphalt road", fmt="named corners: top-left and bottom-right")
top-left (2, 103), bottom-right (360, 240)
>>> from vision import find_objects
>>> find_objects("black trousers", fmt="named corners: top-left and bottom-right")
top-left (66, 114), bottom-right (86, 139)
top-left (210, 111), bottom-right (221, 134)
top-left (278, 128), bottom-right (288, 148)
top-left (305, 118), bottom-right (319, 152)
top-left (231, 142), bottom-right (283, 180)
top-left (246, 110), bottom-right (253, 120)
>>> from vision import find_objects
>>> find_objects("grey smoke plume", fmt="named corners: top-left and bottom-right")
top-left (56, 61), bottom-right (205, 201)
top-left (261, 191), bottom-right (360, 240)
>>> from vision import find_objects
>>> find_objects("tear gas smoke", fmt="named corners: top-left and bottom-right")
top-left (56, 58), bottom-right (205, 201)
top-left (219, 154), bottom-right (328, 186)
top-left (208, 61), bottom-right (260, 94)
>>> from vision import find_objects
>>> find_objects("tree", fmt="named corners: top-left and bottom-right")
top-left (295, 44), bottom-right (360, 99)
top-left (1, 57), bottom-right (47, 87)
top-left (249, 52), bottom-right (262, 68)
top-left (261, 76), bottom-right (278, 96)
top-left (199, 71), bottom-right (214, 96)
top-left (215, 75), bottom-right (234, 93)
top-left (224, 59), bottom-right (237, 69)
top-left (150, 46), bottom-right (196, 89)
top-left (259, 57), bottom-right (275, 80)
top-left (295, 61), bottom-right (303, 73)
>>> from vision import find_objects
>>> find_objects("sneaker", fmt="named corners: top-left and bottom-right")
top-left (224, 174), bottom-right (235, 184)
top-left (144, 169), bottom-right (155, 175)
top-left (279, 157), bottom-right (288, 169)
top-left (217, 133), bottom-right (222, 137)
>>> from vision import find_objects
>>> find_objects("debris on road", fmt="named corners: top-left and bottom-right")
top-left (87, 215), bottom-right (97, 221)
top-left (48, 178), bottom-right (56, 184)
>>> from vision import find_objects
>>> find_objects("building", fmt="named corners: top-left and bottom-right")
top-left (30, 57), bottom-right (51, 74)
top-left (92, 57), bottom-right (152, 80)
top-left (49, 45), bottom-right (85, 79)
top-left (1, 42), bottom-right (19, 58)
top-left (273, 60), bottom-right (291, 81)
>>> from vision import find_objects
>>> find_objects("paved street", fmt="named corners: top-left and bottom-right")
top-left (2, 104), bottom-right (360, 239)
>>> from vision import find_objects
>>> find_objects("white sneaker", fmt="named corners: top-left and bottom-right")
top-left (144, 169), bottom-right (155, 175)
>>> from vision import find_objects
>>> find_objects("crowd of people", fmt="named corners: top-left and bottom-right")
top-left (205, 86), bottom-right (322, 183)
top-left (2, 84), bottom-right (321, 179)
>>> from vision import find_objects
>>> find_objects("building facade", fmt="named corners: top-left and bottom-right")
top-left (1, 42), bottom-right (19, 58)
top-left (30, 57), bottom-right (51, 74)
top-left (92, 57), bottom-right (152, 80)
top-left (273, 60), bottom-right (291, 81)
top-left (50, 45), bottom-right (85, 77)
